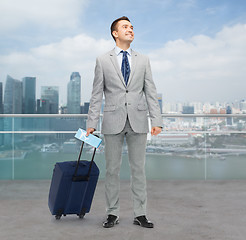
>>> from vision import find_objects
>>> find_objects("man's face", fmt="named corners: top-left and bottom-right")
top-left (113, 20), bottom-right (134, 43)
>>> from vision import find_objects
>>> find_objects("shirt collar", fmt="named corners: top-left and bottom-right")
top-left (115, 46), bottom-right (132, 56)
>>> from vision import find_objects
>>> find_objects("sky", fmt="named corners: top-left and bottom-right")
top-left (0, 0), bottom-right (246, 105)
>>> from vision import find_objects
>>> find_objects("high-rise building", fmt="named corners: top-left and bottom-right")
top-left (240, 100), bottom-right (246, 113)
top-left (191, 102), bottom-right (203, 114)
top-left (22, 77), bottom-right (36, 113)
top-left (3, 75), bottom-right (23, 145)
top-left (67, 72), bottom-right (81, 114)
top-left (182, 106), bottom-right (194, 114)
top-left (37, 99), bottom-right (50, 114)
top-left (182, 105), bottom-right (195, 123)
top-left (41, 86), bottom-right (59, 114)
top-left (81, 102), bottom-right (90, 114)
top-left (226, 105), bottom-right (233, 125)
top-left (36, 99), bottom-right (51, 130)
top-left (4, 75), bottom-right (23, 113)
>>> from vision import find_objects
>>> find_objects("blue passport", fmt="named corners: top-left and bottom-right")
top-left (74, 128), bottom-right (102, 148)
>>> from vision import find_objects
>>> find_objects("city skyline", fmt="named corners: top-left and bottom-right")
top-left (1, 72), bottom-right (246, 115)
top-left (0, 1), bottom-right (246, 104)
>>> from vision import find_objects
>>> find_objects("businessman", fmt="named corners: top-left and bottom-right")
top-left (86, 16), bottom-right (162, 228)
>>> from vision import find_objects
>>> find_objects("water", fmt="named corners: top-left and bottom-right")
top-left (1, 149), bottom-right (246, 180)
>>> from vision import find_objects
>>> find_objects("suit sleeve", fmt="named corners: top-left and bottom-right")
top-left (86, 57), bottom-right (104, 130)
top-left (144, 57), bottom-right (163, 128)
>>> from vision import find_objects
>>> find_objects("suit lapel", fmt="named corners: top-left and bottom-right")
top-left (109, 50), bottom-right (126, 87)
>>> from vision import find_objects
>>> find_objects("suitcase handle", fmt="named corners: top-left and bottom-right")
top-left (73, 135), bottom-right (99, 182)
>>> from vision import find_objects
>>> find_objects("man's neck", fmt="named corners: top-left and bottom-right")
top-left (116, 41), bottom-right (131, 51)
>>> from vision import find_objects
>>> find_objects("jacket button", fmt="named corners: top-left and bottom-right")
top-left (126, 90), bottom-right (128, 93)
top-left (125, 103), bottom-right (127, 106)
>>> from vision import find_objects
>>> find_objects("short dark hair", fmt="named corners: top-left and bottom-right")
top-left (110, 16), bottom-right (131, 41)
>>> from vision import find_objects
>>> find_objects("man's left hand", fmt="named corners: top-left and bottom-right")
top-left (151, 126), bottom-right (162, 136)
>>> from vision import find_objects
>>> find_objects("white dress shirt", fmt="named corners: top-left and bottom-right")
top-left (114, 46), bottom-right (132, 69)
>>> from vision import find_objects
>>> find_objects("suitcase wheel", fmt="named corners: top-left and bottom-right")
top-left (55, 215), bottom-right (62, 220)
top-left (78, 213), bottom-right (85, 219)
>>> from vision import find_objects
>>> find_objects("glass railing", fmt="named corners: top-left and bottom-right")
top-left (1, 114), bottom-right (246, 180)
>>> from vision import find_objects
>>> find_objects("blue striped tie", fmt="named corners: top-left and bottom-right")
top-left (121, 51), bottom-right (130, 85)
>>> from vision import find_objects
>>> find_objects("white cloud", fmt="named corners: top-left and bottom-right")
top-left (0, 34), bottom-right (114, 104)
top-left (0, 0), bottom-right (87, 31)
top-left (0, 23), bottom-right (246, 105)
top-left (149, 23), bottom-right (246, 102)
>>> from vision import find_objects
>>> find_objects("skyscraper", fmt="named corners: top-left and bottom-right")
top-left (41, 86), bottom-right (59, 114)
top-left (67, 72), bottom-right (81, 114)
top-left (3, 75), bottom-right (23, 145)
top-left (226, 105), bottom-right (233, 125)
top-left (37, 99), bottom-right (50, 114)
top-left (81, 102), bottom-right (90, 114)
top-left (22, 77), bottom-right (36, 113)
top-left (4, 75), bottom-right (23, 114)
top-left (36, 99), bottom-right (51, 131)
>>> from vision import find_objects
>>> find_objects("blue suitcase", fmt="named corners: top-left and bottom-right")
top-left (48, 141), bottom-right (100, 220)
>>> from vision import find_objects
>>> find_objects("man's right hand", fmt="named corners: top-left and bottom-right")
top-left (86, 128), bottom-right (95, 136)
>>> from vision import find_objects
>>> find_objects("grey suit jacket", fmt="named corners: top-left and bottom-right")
top-left (87, 49), bottom-right (162, 134)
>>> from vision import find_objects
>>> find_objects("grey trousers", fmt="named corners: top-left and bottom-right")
top-left (104, 119), bottom-right (147, 217)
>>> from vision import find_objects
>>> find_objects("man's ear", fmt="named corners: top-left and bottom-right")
top-left (112, 31), bottom-right (118, 39)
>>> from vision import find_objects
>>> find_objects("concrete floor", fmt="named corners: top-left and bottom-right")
top-left (0, 180), bottom-right (246, 240)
